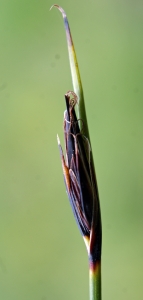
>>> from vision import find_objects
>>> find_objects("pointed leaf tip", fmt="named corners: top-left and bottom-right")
top-left (50, 4), bottom-right (66, 18)
top-left (51, 3), bottom-right (89, 140)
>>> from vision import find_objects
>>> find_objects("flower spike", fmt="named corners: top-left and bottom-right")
top-left (57, 91), bottom-right (102, 300)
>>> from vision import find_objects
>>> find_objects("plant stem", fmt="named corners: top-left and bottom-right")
top-left (89, 260), bottom-right (101, 300)
top-left (52, 6), bottom-right (102, 300)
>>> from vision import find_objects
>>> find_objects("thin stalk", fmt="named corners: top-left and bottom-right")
top-left (89, 260), bottom-right (101, 300)
top-left (84, 236), bottom-right (101, 300)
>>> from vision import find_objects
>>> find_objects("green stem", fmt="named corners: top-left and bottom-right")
top-left (89, 260), bottom-right (101, 300)
top-left (52, 6), bottom-right (102, 299)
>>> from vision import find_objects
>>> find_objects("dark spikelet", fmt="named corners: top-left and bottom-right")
top-left (58, 91), bottom-right (102, 262)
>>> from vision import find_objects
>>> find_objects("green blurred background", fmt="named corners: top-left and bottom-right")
top-left (0, 0), bottom-right (143, 299)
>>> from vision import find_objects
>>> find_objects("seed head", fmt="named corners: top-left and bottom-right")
top-left (58, 91), bottom-right (102, 263)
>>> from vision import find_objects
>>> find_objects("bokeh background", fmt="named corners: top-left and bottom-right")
top-left (0, 0), bottom-right (143, 299)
